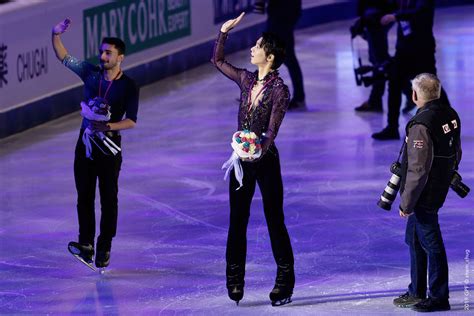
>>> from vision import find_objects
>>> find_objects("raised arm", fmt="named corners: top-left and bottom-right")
top-left (210, 13), bottom-right (246, 85)
top-left (51, 19), bottom-right (71, 62)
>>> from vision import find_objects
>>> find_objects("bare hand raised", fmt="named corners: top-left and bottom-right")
top-left (220, 12), bottom-right (245, 33)
top-left (52, 18), bottom-right (71, 35)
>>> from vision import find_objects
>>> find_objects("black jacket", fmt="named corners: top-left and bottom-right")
top-left (399, 100), bottom-right (462, 212)
top-left (387, 0), bottom-right (436, 55)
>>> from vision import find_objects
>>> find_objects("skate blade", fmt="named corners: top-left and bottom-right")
top-left (68, 245), bottom-right (96, 272)
top-left (98, 268), bottom-right (106, 275)
top-left (271, 297), bottom-right (292, 306)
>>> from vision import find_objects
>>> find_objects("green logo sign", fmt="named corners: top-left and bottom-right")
top-left (83, 0), bottom-right (191, 62)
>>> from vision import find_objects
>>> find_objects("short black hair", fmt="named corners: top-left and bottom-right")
top-left (101, 37), bottom-right (126, 55)
top-left (260, 32), bottom-right (286, 70)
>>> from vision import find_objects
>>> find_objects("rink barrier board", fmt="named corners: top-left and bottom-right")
top-left (1, 0), bottom-right (472, 139)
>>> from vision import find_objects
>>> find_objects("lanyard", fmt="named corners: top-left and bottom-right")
top-left (247, 76), bottom-right (276, 112)
top-left (98, 70), bottom-right (122, 101)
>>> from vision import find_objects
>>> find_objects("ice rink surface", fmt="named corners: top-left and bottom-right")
top-left (1, 5), bottom-right (473, 315)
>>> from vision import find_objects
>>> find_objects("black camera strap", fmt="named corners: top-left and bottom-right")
top-left (396, 140), bottom-right (406, 163)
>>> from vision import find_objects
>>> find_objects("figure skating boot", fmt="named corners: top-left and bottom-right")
top-left (95, 250), bottom-right (110, 274)
top-left (226, 263), bottom-right (245, 305)
top-left (68, 241), bottom-right (96, 271)
top-left (269, 263), bottom-right (294, 306)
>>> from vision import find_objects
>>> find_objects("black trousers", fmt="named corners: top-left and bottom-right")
top-left (365, 24), bottom-right (391, 108)
top-left (267, 20), bottom-right (305, 102)
top-left (226, 146), bottom-right (294, 273)
top-left (74, 131), bottom-right (122, 251)
top-left (387, 52), bottom-right (449, 129)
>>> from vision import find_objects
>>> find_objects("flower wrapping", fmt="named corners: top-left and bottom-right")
top-left (222, 130), bottom-right (262, 190)
top-left (80, 97), bottom-right (121, 159)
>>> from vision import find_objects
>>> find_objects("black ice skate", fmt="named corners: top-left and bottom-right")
top-left (270, 263), bottom-right (294, 306)
top-left (95, 250), bottom-right (110, 274)
top-left (68, 241), bottom-right (96, 272)
top-left (226, 263), bottom-right (245, 305)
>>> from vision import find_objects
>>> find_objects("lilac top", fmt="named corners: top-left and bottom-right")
top-left (211, 32), bottom-right (290, 152)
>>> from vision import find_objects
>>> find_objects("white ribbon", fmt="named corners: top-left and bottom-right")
top-left (222, 151), bottom-right (244, 190)
top-left (82, 128), bottom-right (94, 159)
top-left (80, 102), bottom-right (121, 159)
top-left (222, 131), bottom-right (262, 190)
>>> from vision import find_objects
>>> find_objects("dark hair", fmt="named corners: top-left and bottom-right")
top-left (260, 32), bottom-right (286, 70)
top-left (101, 37), bottom-right (126, 55)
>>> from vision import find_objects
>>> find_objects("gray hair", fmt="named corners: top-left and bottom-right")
top-left (411, 73), bottom-right (441, 101)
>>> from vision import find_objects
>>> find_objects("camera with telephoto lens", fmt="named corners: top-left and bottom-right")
top-left (450, 171), bottom-right (470, 198)
top-left (354, 59), bottom-right (391, 87)
top-left (377, 162), bottom-right (402, 211)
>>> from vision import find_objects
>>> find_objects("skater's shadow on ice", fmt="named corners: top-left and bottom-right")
top-left (70, 277), bottom-right (118, 315)
top-left (102, 268), bottom-right (171, 280)
top-left (240, 285), bottom-right (469, 308)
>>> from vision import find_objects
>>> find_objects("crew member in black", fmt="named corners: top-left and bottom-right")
top-left (212, 13), bottom-right (295, 306)
top-left (254, 0), bottom-right (306, 110)
top-left (393, 73), bottom-right (461, 313)
top-left (353, 0), bottom-right (414, 113)
top-left (372, 0), bottom-right (449, 140)
top-left (52, 19), bottom-right (139, 269)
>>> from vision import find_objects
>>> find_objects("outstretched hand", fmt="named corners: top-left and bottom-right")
top-left (52, 18), bottom-right (71, 35)
top-left (220, 12), bottom-right (245, 33)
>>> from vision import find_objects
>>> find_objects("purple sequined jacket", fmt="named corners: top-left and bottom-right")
top-left (211, 32), bottom-right (290, 152)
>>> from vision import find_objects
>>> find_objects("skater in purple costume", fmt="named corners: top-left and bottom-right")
top-left (211, 13), bottom-right (295, 306)
top-left (51, 19), bottom-right (139, 270)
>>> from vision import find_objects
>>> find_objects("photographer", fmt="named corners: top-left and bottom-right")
top-left (352, 0), bottom-right (415, 113)
top-left (394, 73), bottom-right (461, 312)
top-left (353, 0), bottom-right (391, 112)
top-left (372, 0), bottom-right (450, 140)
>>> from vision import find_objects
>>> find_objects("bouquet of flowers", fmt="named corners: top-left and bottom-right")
top-left (222, 130), bottom-right (262, 190)
top-left (80, 97), bottom-right (121, 159)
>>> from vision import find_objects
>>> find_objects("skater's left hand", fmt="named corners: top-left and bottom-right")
top-left (89, 120), bottom-right (111, 132)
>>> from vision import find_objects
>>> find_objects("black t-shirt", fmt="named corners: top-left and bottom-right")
top-left (62, 55), bottom-right (139, 129)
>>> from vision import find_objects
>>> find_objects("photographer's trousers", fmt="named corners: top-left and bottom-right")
top-left (74, 130), bottom-right (122, 252)
top-left (226, 145), bottom-right (294, 278)
top-left (405, 209), bottom-right (449, 301)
